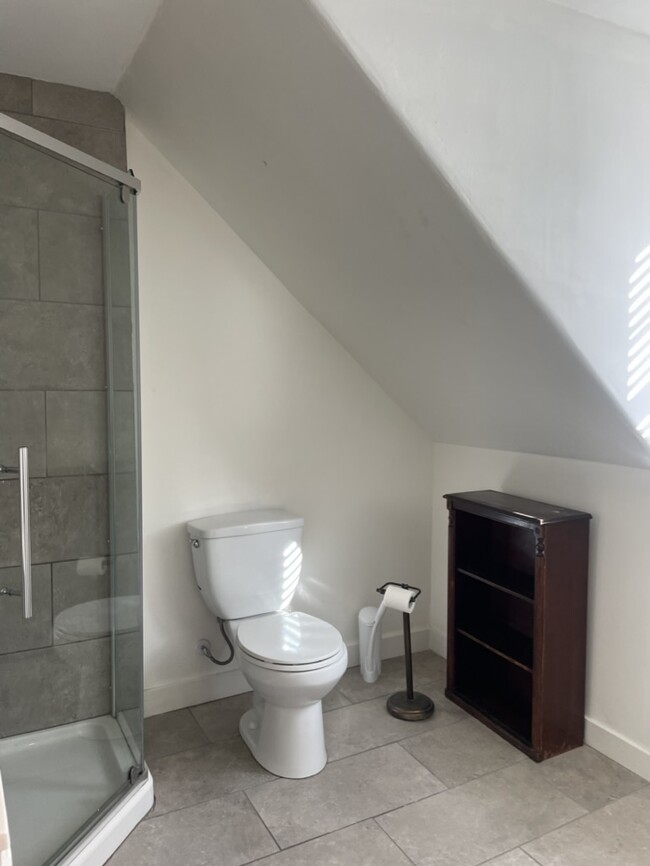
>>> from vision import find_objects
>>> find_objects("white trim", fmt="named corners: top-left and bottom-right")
top-left (59, 771), bottom-right (154, 866)
top-left (345, 625), bottom-right (430, 667)
top-left (428, 624), bottom-right (447, 658)
top-left (144, 628), bottom-right (430, 717)
top-left (585, 716), bottom-right (650, 781)
top-left (144, 668), bottom-right (251, 717)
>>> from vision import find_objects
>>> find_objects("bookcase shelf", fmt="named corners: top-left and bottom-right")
top-left (444, 490), bottom-right (591, 762)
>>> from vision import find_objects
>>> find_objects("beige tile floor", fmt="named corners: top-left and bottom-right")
top-left (109, 652), bottom-right (649, 866)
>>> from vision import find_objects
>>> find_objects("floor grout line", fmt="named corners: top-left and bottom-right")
top-left (242, 788), bottom-right (282, 857)
top-left (515, 783), bottom-right (650, 858)
top-left (372, 817), bottom-right (420, 866)
top-left (137, 653), bottom-right (649, 865)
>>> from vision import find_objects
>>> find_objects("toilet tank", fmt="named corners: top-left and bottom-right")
top-left (186, 509), bottom-right (304, 620)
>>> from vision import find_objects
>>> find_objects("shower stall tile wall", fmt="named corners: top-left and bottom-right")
top-left (0, 75), bottom-right (150, 866)
top-left (0, 72), bottom-right (127, 740)
top-left (0, 72), bottom-right (126, 170)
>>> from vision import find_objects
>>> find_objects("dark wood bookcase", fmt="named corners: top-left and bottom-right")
top-left (444, 490), bottom-right (591, 761)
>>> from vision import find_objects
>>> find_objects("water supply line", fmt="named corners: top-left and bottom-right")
top-left (199, 618), bottom-right (235, 666)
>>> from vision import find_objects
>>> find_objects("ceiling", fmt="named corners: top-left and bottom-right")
top-left (119, 0), bottom-right (650, 468)
top-left (0, 0), bottom-right (163, 92)
top-left (546, 0), bottom-right (650, 36)
top-left (0, 0), bottom-right (648, 95)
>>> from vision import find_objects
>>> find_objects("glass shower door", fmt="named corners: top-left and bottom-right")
top-left (103, 185), bottom-right (144, 772)
top-left (0, 122), bottom-right (144, 866)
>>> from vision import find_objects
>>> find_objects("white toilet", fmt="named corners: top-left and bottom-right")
top-left (187, 508), bottom-right (348, 778)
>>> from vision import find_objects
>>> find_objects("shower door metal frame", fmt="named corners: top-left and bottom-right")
top-left (0, 112), bottom-right (140, 193)
top-left (0, 106), bottom-right (149, 866)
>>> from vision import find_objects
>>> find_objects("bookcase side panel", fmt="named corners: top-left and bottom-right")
top-left (537, 519), bottom-right (590, 758)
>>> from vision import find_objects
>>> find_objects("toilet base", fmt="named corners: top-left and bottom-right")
top-left (239, 701), bottom-right (327, 779)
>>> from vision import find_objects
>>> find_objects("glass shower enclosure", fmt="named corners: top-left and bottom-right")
top-left (0, 115), bottom-right (151, 865)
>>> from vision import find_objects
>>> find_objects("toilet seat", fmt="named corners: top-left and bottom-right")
top-left (237, 611), bottom-right (343, 671)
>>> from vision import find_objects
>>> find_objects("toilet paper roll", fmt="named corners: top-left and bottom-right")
top-left (76, 557), bottom-right (107, 578)
top-left (382, 584), bottom-right (416, 614)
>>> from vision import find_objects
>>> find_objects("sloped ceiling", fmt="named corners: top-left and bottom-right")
top-left (118, 0), bottom-right (650, 468)
top-left (2, 0), bottom-right (649, 93)
top-left (314, 0), bottom-right (650, 441)
top-left (547, 0), bottom-right (650, 35)
top-left (0, 0), bottom-right (163, 91)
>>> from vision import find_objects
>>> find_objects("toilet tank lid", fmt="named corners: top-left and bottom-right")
top-left (187, 508), bottom-right (304, 539)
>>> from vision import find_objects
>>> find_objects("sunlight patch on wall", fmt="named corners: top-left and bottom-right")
top-left (627, 245), bottom-right (650, 442)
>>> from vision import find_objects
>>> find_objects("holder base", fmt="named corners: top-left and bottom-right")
top-left (386, 691), bottom-right (435, 721)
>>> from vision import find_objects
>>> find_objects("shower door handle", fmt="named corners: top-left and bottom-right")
top-left (19, 447), bottom-right (32, 619)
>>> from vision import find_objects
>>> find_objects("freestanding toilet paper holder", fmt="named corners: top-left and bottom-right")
top-left (377, 582), bottom-right (435, 721)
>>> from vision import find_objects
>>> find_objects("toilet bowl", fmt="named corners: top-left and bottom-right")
top-left (230, 611), bottom-right (347, 778)
top-left (186, 508), bottom-right (347, 779)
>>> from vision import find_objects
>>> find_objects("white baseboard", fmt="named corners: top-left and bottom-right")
top-left (585, 717), bottom-right (650, 781)
top-left (345, 626), bottom-right (430, 667)
top-left (144, 668), bottom-right (250, 717)
top-left (144, 627), bottom-right (430, 718)
top-left (428, 624), bottom-right (447, 658)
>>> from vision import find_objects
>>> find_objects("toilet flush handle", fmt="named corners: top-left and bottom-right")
top-left (190, 538), bottom-right (200, 549)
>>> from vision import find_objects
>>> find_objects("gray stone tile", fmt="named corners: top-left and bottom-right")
top-left (377, 761), bottom-right (586, 866)
top-left (9, 114), bottom-right (127, 170)
top-left (337, 651), bottom-right (445, 704)
top-left (0, 205), bottom-right (38, 299)
top-left (0, 300), bottom-right (105, 390)
top-left (110, 306), bottom-right (134, 390)
top-left (32, 80), bottom-right (124, 131)
top-left (115, 628), bottom-right (142, 713)
top-left (0, 637), bottom-right (110, 736)
top-left (105, 212), bottom-right (132, 307)
top-left (523, 786), bottom-right (650, 866)
top-left (0, 481), bottom-right (20, 567)
top-left (149, 735), bottom-right (274, 816)
top-left (52, 558), bottom-right (110, 644)
top-left (246, 743), bottom-right (445, 849)
top-left (145, 708), bottom-right (209, 759)
top-left (0, 132), bottom-right (107, 215)
top-left (482, 852), bottom-right (540, 866)
top-left (401, 717), bottom-right (525, 788)
top-left (113, 471), bottom-right (138, 556)
top-left (322, 688), bottom-right (351, 712)
top-left (535, 744), bottom-right (647, 812)
top-left (325, 686), bottom-right (464, 762)
top-left (39, 211), bottom-right (103, 304)
top-left (33, 475), bottom-right (108, 563)
top-left (0, 563), bottom-right (51, 653)
top-left (409, 650), bottom-right (447, 682)
top-left (0, 475), bottom-right (108, 568)
top-left (190, 692), bottom-right (253, 744)
top-left (46, 391), bottom-right (107, 475)
top-left (0, 391), bottom-right (46, 477)
top-left (0, 73), bottom-right (31, 113)
top-left (113, 552), bottom-right (139, 597)
top-left (334, 664), bottom-right (405, 703)
top-left (108, 791), bottom-right (278, 866)
top-left (112, 390), bottom-right (136, 474)
top-left (248, 819), bottom-right (413, 865)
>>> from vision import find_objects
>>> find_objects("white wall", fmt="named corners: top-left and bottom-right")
top-left (315, 0), bottom-right (650, 433)
top-left (431, 443), bottom-right (650, 779)
top-left (126, 119), bottom-right (434, 716)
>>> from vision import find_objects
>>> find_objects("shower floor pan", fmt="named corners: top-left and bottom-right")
top-left (0, 717), bottom-right (153, 866)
